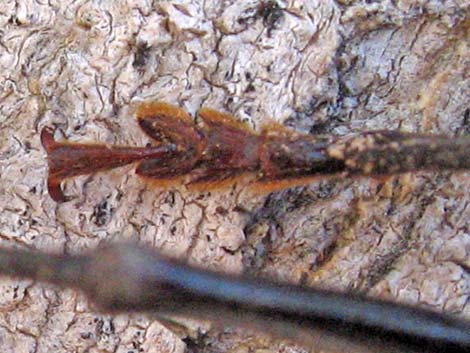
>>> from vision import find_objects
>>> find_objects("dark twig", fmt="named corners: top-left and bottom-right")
top-left (0, 243), bottom-right (469, 353)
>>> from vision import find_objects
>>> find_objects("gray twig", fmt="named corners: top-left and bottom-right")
top-left (0, 243), bottom-right (469, 353)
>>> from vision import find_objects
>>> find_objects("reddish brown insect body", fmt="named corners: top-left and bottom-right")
top-left (40, 125), bottom-right (176, 202)
top-left (41, 102), bottom-right (470, 202)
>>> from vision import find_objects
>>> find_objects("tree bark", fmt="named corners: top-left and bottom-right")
top-left (0, 1), bottom-right (470, 352)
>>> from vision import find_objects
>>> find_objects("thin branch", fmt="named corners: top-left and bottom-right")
top-left (0, 243), bottom-right (469, 353)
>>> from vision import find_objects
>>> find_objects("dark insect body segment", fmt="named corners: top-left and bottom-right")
top-left (41, 102), bottom-right (470, 202)
top-left (329, 131), bottom-right (470, 175)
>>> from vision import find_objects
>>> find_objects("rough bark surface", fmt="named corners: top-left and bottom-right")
top-left (1, 1), bottom-right (470, 352)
